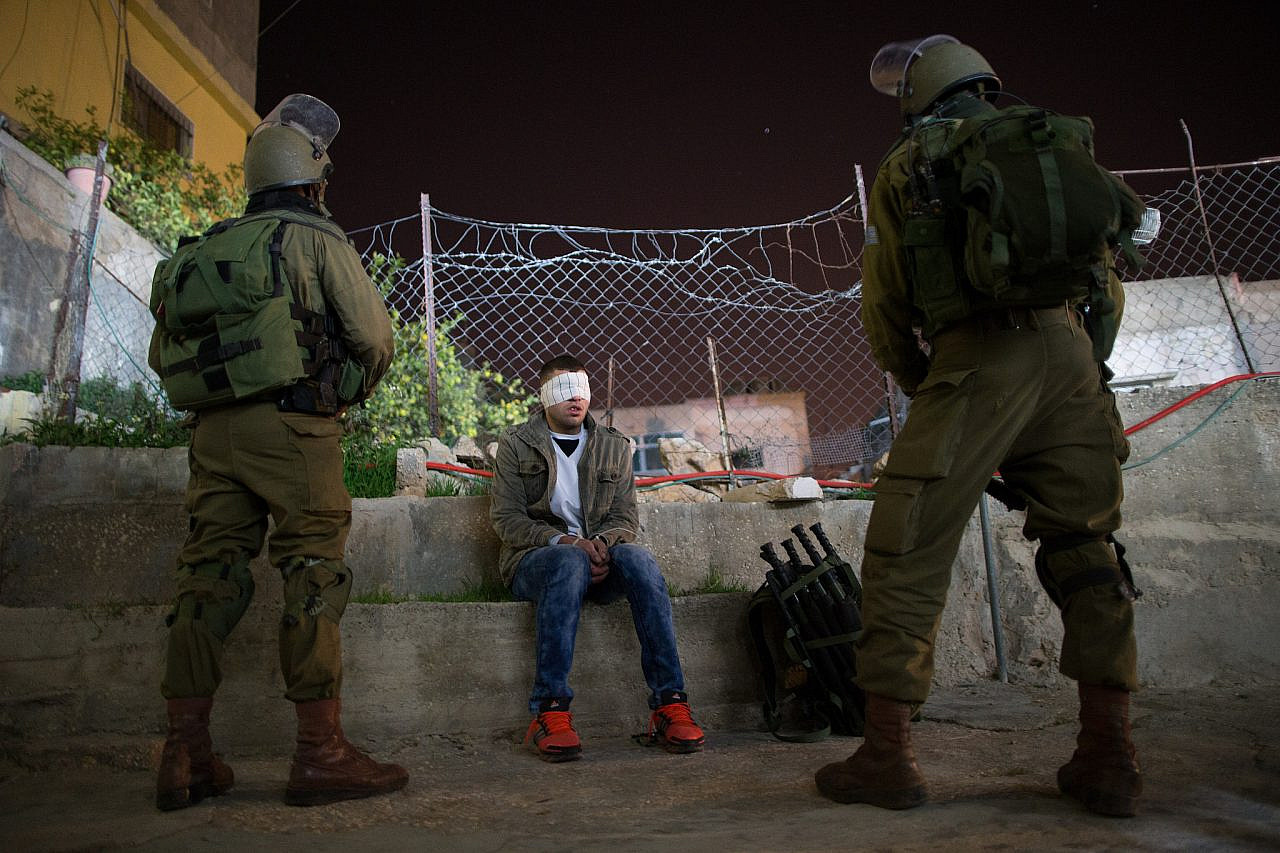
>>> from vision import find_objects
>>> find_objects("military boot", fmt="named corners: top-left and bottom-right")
top-left (1058, 683), bottom-right (1141, 817)
top-left (285, 698), bottom-right (409, 806)
top-left (155, 697), bottom-right (235, 811)
top-left (814, 692), bottom-right (927, 809)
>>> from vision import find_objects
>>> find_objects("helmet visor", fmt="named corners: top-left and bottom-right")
top-left (254, 94), bottom-right (340, 154)
top-left (869, 34), bottom-right (958, 96)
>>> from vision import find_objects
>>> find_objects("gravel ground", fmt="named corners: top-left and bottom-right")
top-left (3, 682), bottom-right (1278, 852)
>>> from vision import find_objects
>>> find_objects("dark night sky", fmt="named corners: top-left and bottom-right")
top-left (256, 1), bottom-right (1278, 233)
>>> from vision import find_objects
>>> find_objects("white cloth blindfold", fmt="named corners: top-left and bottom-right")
top-left (540, 371), bottom-right (591, 409)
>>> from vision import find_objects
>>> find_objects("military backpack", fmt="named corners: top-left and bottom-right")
top-left (148, 214), bottom-right (364, 412)
top-left (902, 104), bottom-right (1146, 349)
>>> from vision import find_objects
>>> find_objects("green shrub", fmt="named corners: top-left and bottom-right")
top-left (5, 378), bottom-right (188, 449)
top-left (347, 253), bottom-right (535, 446)
top-left (1, 371), bottom-right (44, 392)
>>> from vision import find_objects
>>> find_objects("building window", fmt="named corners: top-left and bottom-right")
top-left (632, 431), bottom-right (684, 475)
top-left (123, 64), bottom-right (193, 156)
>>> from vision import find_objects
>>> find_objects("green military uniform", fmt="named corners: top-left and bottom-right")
top-left (857, 95), bottom-right (1138, 705)
top-left (158, 196), bottom-right (394, 703)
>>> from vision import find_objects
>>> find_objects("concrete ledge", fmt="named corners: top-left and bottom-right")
top-left (0, 595), bottom-right (758, 753)
top-left (0, 456), bottom-right (875, 603)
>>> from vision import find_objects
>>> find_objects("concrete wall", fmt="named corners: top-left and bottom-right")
top-left (0, 130), bottom-right (163, 385)
top-left (1, 380), bottom-right (1277, 749)
top-left (1112, 275), bottom-right (1280, 386)
top-left (604, 390), bottom-right (813, 475)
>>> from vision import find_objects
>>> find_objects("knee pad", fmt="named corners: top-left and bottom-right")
top-left (280, 557), bottom-right (352, 628)
top-left (1035, 534), bottom-right (1140, 609)
top-left (165, 554), bottom-right (255, 642)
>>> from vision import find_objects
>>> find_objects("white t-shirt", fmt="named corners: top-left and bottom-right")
top-left (548, 427), bottom-right (585, 541)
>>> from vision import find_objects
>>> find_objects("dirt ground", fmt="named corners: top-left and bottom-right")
top-left (2, 682), bottom-right (1278, 852)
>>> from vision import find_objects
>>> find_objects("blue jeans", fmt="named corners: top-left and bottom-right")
top-left (511, 543), bottom-right (686, 715)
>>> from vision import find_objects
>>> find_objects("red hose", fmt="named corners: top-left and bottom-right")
top-left (1122, 371), bottom-right (1279, 435)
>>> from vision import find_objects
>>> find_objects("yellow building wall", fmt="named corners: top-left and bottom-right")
top-left (0, 0), bottom-right (257, 174)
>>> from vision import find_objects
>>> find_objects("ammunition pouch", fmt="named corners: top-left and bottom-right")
top-left (904, 212), bottom-right (974, 336)
top-left (1080, 263), bottom-right (1122, 362)
top-left (278, 308), bottom-right (365, 414)
top-left (1035, 533), bottom-right (1140, 609)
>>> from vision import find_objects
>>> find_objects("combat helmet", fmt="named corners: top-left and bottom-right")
top-left (870, 35), bottom-right (1001, 118)
top-left (243, 93), bottom-right (341, 195)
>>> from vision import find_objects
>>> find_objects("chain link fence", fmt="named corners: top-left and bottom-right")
top-left (1108, 161), bottom-right (1280, 387)
top-left (5, 125), bottom-right (1277, 477)
top-left (357, 159), bottom-right (1280, 478)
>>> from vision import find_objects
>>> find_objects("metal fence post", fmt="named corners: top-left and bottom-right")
top-left (978, 494), bottom-right (1009, 682)
top-left (1180, 120), bottom-right (1257, 374)
top-left (706, 336), bottom-right (737, 488)
top-left (420, 192), bottom-right (441, 437)
top-left (47, 138), bottom-right (110, 422)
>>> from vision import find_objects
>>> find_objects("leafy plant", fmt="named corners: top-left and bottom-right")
top-left (341, 432), bottom-right (399, 498)
top-left (1, 371), bottom-right (44, 392)
top-left (423, 475), bottom-right (491, 497)
top-left (4, 379), bottom-right (188, 449)
top-left (13, 87), bottom-right (245, 252)
top-left (347, 253), bottom-right (535, 446)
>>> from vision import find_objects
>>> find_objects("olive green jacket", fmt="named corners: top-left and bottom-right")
top-left (271, 208), bottom-right (395, 399)
top-left (490, 412), bottom-right (639, 585)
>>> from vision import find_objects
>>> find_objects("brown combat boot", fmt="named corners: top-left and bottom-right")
top-left (285, 698), bottom-right (409, 806)
top-left (155, 697), bottom-right (235, 811)
top-left (1058, 682), bottom-right (1141, 817)
top-left (814, 692), bottom-right (927, 809)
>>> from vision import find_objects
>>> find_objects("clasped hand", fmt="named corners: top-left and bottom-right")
top-left (568, 535), bottom-right (610, 584)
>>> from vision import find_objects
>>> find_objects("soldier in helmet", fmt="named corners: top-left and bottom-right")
top-left (151, 94), bottom-right (404, 809)
top-left (813, 38), bottom-right (1142, 815)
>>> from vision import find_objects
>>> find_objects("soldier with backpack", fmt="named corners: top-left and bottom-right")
top-left (149, 94), bottom-right (405, 810)
top-left (813, 38), bottom-right (1144, 816)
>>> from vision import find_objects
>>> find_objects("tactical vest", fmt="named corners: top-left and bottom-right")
top-left (148, 214), bottom-right (364, 413)
top-left (898, 104), bottom-right (1145, 346)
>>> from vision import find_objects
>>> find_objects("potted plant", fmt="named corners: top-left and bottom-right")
top-left (64, 152), bottom-right (114, 199)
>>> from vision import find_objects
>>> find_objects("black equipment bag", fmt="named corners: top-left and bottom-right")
top-left (747, 524), bottom-right (865, 741)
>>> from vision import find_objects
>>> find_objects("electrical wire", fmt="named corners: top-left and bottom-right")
top-left (1122, 383), bottom-right (1251, 471)
top-left (0, 0), bottom-right (32, 82)
top-left (1122, 372), bottom-right (1280, 435)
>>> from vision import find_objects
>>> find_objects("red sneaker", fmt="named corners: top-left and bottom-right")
top-left (524, 710), bottom-right (582, 762)
top-left (649, 702), bottom-right (705, 753)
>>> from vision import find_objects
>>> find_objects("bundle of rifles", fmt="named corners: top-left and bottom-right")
top-left (757, 523), bottom-right (866, 733)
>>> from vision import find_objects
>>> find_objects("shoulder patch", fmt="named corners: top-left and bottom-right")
top-left (865, 225), bottom-right (880, 246)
